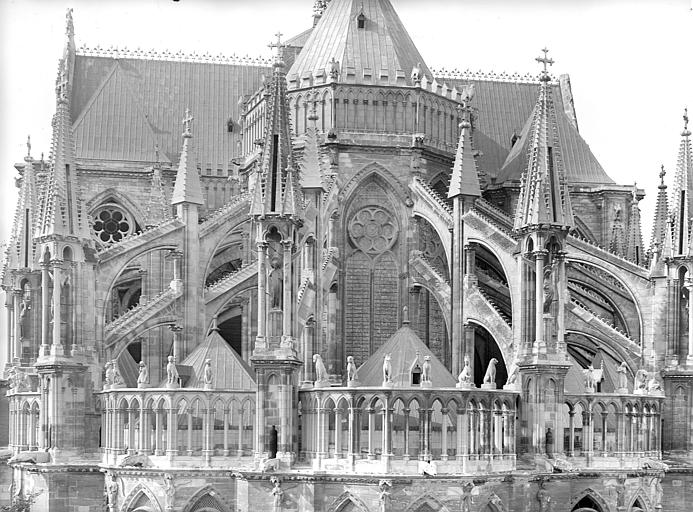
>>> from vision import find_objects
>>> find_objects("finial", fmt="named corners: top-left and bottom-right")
top-left (154, 144), bottom-right (160, 163)
top-left (402, 305), bottom-right (410, 325)
top-left (269, 31), bottom-right (285, 65)
top-left (535, 47), bottom-right (554, 82)
top-left (632, 182), bottom-right (638, 202)
top-left (182, 108), bottom-right (194, 138)
top-left (26, 135), bottom-right (32, 159)
top-left (660, 164), bottom-right (666, 186)
top-left (66, 8), bottom-right (74, 37)
top-left (683, 107), bottom-right (691, 137)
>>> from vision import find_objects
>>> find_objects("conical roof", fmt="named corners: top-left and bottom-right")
top-left (8, 143), bottom-right (38, 269)
top-left (650, 166), bottom-right (669, 254)
top-left (175, 328), bottom-right (255, 390)
top-left (671, 108), bottom-right (693, 256)
top-left (287, 0), bottom-right (432, 88)
top-left (171, 109), bottom-right (204, 206)
top-left (356, 323), bottom-right (456, 387)
top-left (448, 97), bottom-right (481, 199)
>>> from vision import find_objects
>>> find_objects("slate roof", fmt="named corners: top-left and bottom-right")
top-left (176, 329), bottom-right (255, 391)
top-left (356, 323), bottom-right (456, 387)
top-left (288, 0), bottom-right (432, 87)
top-left (70, 53), bottom-right (271, 168)
top-left (443, 77), bottom-right (614, 185)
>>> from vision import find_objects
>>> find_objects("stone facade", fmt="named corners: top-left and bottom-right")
top-left (1, 1), bottom-right (692, 512)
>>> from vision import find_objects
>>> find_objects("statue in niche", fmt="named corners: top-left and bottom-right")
top-left (378, 480), bottom-right (392, 512)
top-left (542, 259), bottom-right (558, 314)
top-left (382, 354), bottom-right (392, 385)
top-left (421, 355), bottom-right (431, 383)
top-left (166, 356), bottom-right (179, 385)
top-left (313, 354), bottom-right (328, 383)
top-left (203, 359), bottom-right (213, 388)
top-left (346, 355), bottom-right (358, 382)
top-left (18, 290), bottom-right (30, 340)
top-left (483, 358), bottom-right (498, 385)
top-left (163, 473), bottom-right (175, 510)
top-left (268, 256), bottom-right (283, 309)
top-left (634, 368), bottom-right (648, 392)
top-left (111, 360), bottom-right (123, 386)
top-left (105, 471), bottom-right (119, 511)
top-left (137, 361), bottom-right (148, 387)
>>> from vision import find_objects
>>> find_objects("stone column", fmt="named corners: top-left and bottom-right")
top-left (254, 368), bottom-right (266, 457)
top-left (256, 243), bottom-right (268, 346)
top-left (403, 408), bottom-right (411, 460)
top-left (169, 325), bottom-right (182, 364)
top-left (464, 243), bottom-right (477, 287)
top-left (533, 250), bottom-right (546, 357)
top-left (240, 297), bottom-right (250, 360)
top-left (568, 411), bottom-right (575, 456)
top-left (166, 406), bottom-right (177, 460)
top-left (326, 287), bottom-right (338, 375)
top-left (463, 323), bottom-right (475, 380)
top-left (328, 211), bottom-right (339, 248)
top-left (334, 407), bottom-right (342, 458)
top-left (155, 408), bottom-right (163, 455)
top-left (556, 251), bottom-right (567, 353)
top-left (348, 403), bottom-right (357, 463)
top-left (456, 409), bottom-right (467, 464)
top-left (367, 407), bottom-right (375, 459)
top-left (302, 319), bottom-right (315, 385)
top-left (222, 408), bottom-right (229, 456)
top-left (12, 289), bottom-right (22, 363)
top-left (281, 240), bottom-right (293, 341)
top-left (50, 260), bottom-right (64, 356)
top-left (138, 269), bottom-right (149, 304)
top-left (441, 408), bottom-right (449, 460)
top-left (40, 262), bottom-right (50, 356)
top-left (169, 250), bottom-right (183, 291)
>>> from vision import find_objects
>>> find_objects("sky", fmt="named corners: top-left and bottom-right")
top-left (0, 0), bottom-right (690, 253)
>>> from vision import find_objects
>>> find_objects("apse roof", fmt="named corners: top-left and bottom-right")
top-left (356, 322), bottom-right (456, 387)
top-left (287, 0), bottom-right (432, 87)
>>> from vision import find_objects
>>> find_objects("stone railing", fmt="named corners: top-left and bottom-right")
top-left (568, 234), bottom-right (648, 274)
top-left (476, 286), bottom-right (512, 327)
top-left (569, 297), bottom-right (635, 343)
top-left (299, 386), bottom-right (519, 475)
top-left (99, 387), bottom-right (256, 469)
top-left (199, 193), bottom-right (250, 235)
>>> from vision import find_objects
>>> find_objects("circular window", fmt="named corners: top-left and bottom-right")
top-left (92, 204), bottom-right (134, 244)
top-left (348, 206), bottom-right (398, 254)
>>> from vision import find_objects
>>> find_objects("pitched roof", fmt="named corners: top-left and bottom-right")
top-left (288, 0), bottom-right (432, 88)
top-left (70, 53), bottom-right (270, 169)
top-left (441, 76), bottom-right (614, 185)
top-left (176, 329), bottom-right (255, 390)
top-left (356, 323), bottom-right (456, 387)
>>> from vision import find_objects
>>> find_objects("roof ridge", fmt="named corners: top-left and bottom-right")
top-left (76, 44), bottom-right (273, 67)
top-left (431, 67), bottom-right (559, 85)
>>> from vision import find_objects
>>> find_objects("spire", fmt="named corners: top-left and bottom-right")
top-left (609, 204), bottom-right (626, 257)
top-left (514, 49), bottom-right (573, 231)
top-left (671, 108), bottom-right (693, 255)
top-left (650, 165), bottom-right (670, 255)
top-left (448, 86), bottom-right (481, 199)
top-left (662, 214), bottom-right (674, 259)
top-left (37, 9), bottom-right (87, 240)
top-left (8, 137), bottom-right (39, 269)
top-left (300, 105), bottom-right (326, 190)
top-left (171, 109), bottom-right (204, 206)
top-left (250, 33), bottom-right (301, 218)
top-left (143, 150), bottom-right (172, 227)
top-left (626, 185), bottom-right (644, 265)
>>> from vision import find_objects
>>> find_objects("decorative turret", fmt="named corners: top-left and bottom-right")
top-left (250, 33), bottom-right (301, 219)
top-left (36, 8), bottom-right (88, 241)
top-left (514, 49), bottom-right (573, 232)
top-left (448, 85), bottom-right (481, 376)
top-left (671, 108), bottom-right (692, 256)
top-left (171, 110), bottom-right (204, 210)
top-left (143, 149), bottom-right (171, 228)
top-left (8, 137), bottom-right (38, 270)
top-left (650, 165), bottom-right (670, 258)
top-left (626, 185), bottom-right (644, 265)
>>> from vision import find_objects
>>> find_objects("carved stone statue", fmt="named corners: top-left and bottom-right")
top-left (313, 354), bottom-right (328, 384)
top-left (166, 356), bottom-right (179, 387)
top-left (137, 361), bottom-right (148, 388)
top-left (163, 473), bottom-right (175, 510)
top-left (203, 358), bottom-right (213, 389)
top-left (653, 476), bottom-right (663, 509)
top-left (542, 260), bottom-right (558, 314)
top-left (647, 371), bottom-right (663, 394)
top-left (111, 360), bottom-right (123, 387)
top-left (536, 480), bottom-right (551, 512)
top-left (616, 362), bottom-right (628, 392)
top-left (104, 361), bottom-right (114, 388)
top-left (378, 480), bottom-right (392, 512)
top-left (634, 368), bottom-right (648, 394)
top-left (583, 365), bottom-right (597, 393)
top-left (482, 358), bottom-right (498, 388)
top-left (346, 355), bottom-right (358, 383)
top-left (270, 476), bottom-right (283, 512)
top-left (421, 355), bottom-right (432, 383)
top-left (457, 355), bottom-right (473, 388)
top-left (505, 364), bottom-right (519, 387)
top-left (268, 257), bottom-right (283, 309)
top-left (18, 292), bottom-right (30, 339)
top-left (382, 354), bottom-right (392, 385)
top-left (105, 472), bottom-right (119, 511)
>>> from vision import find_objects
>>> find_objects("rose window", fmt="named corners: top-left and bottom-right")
top-left (92, 205), bottom-right (134, 244)
top-left (348, 206), bottom-right (398, 254)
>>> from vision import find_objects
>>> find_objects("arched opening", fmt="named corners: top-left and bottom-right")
top-left (472, 324), bottom-right (507, 388)
top-left (572, 494), bottom-right (604, 512)
top-left (475, 244), bottom-right (512, 323)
